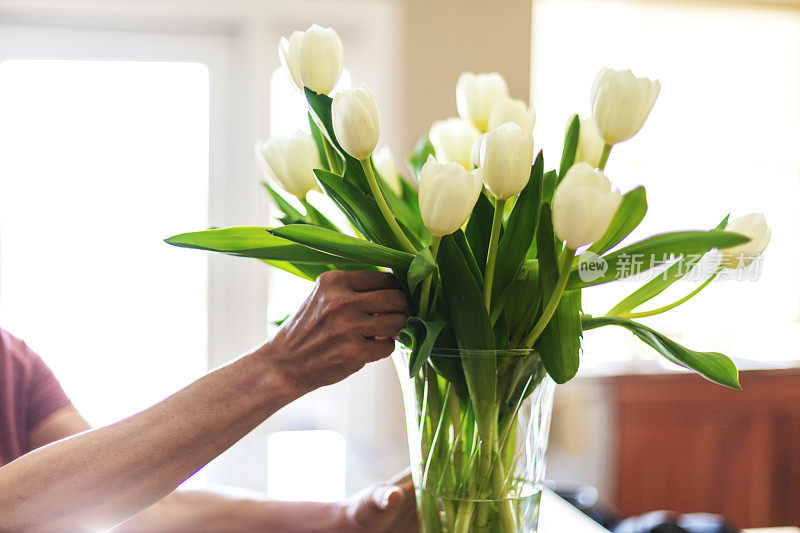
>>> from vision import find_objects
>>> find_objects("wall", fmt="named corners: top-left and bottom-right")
top-left (400, 0), bottom-right (533, 156)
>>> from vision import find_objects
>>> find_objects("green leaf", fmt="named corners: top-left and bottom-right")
top-left (536, 204), bottom-right (559, 300)
top-left (501, 261), bottom-right (541, 336)
top-left (408, 136), bottom-right (435, 180)
top-left (399, 177), bottom-right (419, 206)
top-left (303, 201), bottom-right (340, 232)
top-left (465, 192), bottom-right (496, 273)
top-left (375, 161), bottom-right (427, 239)
top-left (437, 235), bottom-right (494, 349)
top-left (568, 230), bottom-right (751, 289)
top-left (269, 224), bottom-right (414, 270)
top-left (308, 111), bottom-right (331, 173)
top-left (261, 181), bottom-right (305, 224)
top-left (272, 313), bottom-right (291, 327)
top-left (314, 169), bottom-right (402, 249)
top-left (535, 290), bottom-right (582, 384)
top-left (261, 260), bottom-right (331, 281)
top-left (304, 89), bottom-right (339, 153)
top-left (452, 229), bottom-right (483, 286)
top-left (532, 204), bottom-right (579, 382)
top-left (582, 315), bottom-right (741, 389)
top-left (492, 152), bottom-right (544, 305)
top-left (606, 215), bottom-right (730, 316)
top-left (558, 114), bottom-right (580, 181)
top-left (588, 186), bottom-right (648, 255)
top-left (165, 227), bottom-right (366, 265)
top-left (606, 255), bottom-right (703, 316)
top-left (541, 169), bottom-right (558, 206)
top-left (407, 248), bottom-right (435, 293)
top-left (305, 88), bottom-right (368, 192)
top-left (400, 317), bottom-right (447, 377)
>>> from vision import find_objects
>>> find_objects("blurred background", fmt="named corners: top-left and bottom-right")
top-left (0, 0), bottom-right (798, 528)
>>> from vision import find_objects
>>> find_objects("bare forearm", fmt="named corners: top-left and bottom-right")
top-left (0, 343), bottom-right (303, 533)
top-left (113, 489), bottom-right (345, 533)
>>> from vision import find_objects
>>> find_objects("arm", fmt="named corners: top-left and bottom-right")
top-left (28, 409), bottom-right (417, 533)
top-left (0, 270), bottom-right (409, 533)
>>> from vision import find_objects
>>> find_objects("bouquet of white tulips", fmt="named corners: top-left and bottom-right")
top-left (166, 24), bottom-right (770, 533)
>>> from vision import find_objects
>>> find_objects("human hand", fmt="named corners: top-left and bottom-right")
top-left (338, 469), bottom-right (418, 533)
top-left (268, 270), bottom-right (410, 393)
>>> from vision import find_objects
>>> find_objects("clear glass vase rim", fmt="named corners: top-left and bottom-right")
top-left (397, 346), bottom-right (540, 358)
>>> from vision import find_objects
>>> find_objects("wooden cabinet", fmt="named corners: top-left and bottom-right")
top-left (611, 369), bottom-right (800, 528)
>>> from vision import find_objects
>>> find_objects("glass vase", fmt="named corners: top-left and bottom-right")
top-left (393, 348), bottom-right (555, 533)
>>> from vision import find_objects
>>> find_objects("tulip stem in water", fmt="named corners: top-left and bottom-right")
top-left (483, 198), bottom-right (506, 311)
top-left (598, 144), bottom-right (612, 171)
top-left (418, 236), bottom-right (442, 319)
top-left (522, 247), bottom-right (576, 348)
top-left (360, 159), bottom-right (417, 254)
top-left (614, 264), bottom-right (724, 320)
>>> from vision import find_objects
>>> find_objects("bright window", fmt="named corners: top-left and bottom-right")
top-left (532, 0), bottom-right (800, 366)
top-left (0, 59), bottom-right (210, 425)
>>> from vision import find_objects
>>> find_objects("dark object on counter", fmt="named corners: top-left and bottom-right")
top-left (548, 481), bottom-right (739, 533)
top-left (614, 510), bottom-right (739, 533)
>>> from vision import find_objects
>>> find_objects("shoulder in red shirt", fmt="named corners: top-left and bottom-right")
top-left (0, 327), bottom-right (73, 466)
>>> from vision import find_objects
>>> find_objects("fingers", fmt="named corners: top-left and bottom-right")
top-left (363, 313), bottom-right (408, 339)
top-left (362, 337), bottom-right (395, 362)
top-left (360, 289), bottom-right (411, 315)
top-left (341, 270), bottom-right (402, 292)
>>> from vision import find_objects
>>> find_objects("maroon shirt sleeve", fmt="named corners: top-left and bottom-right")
top-left (26, 346), bottom-right (73, 431)
top-left (0, 328), bottom-right (73, 465)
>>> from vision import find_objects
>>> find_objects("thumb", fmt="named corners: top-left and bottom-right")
top-left (349, 484), bottom-right (404, 529)
top-left (376, 485), bottom-right (404, 510)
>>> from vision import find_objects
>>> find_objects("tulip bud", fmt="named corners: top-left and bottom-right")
top-left (470, 133), bottom-right (487, 169)
top-left (488, 96), bottom-right (536, 134)
top-left (572, 116), bottom-right (605, 168)
top-left (552, 162), bottom-right (622, 249)
top-left (479, 122), bottom-right (534, 200)
top-left (590, 68), bottom-right (660, 145)
top-left (429, 118), bottom-right (480, 170)
top-left (255, 132), bottom-right (321, 199)
top-left (332, 84), bottom-right (380, 160)
top-left (418, 155), bottom-right (482, 236)
top-left (456, 72), bottom-right (509, 132)
top-left (719, 213), bottom-right (771, 269)
top-left (279, 24), bottom-right (344, 95)
top-left (373, 146), bottom-right (403, 196)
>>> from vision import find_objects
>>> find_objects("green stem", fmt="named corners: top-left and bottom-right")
top-left (322, 136), bottom-right (341, 175)
top-left (509, 300), bottom-right (538, 348)
top-left (522, 247), bottom-right (576, 348)
top-left (483, 198), bottom-right (506, 311)
top-left (598, 143), bottom-right (612, 171)
top-left (360, 159), bottom-right (417, 254)
top-left (418, 236), bottom-right (442, 319)
top-left (617, 265), bottom-right (724, 320)
top-left (299, 197), bottom-right (316, 223)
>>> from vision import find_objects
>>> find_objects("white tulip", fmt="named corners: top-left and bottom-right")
top-left (572, 116), bottom-right (605, 168)
top-left (279, 24), bottom-right (344, 95)
top-left (418, 155), bottom-right (482, 236)
top-left (552, 162), bottom-right (622, 249)
top-left (479, 122), bottom-right (534, 200)
top-left (429, 118), bottom-right (480, 170)
top-left (332, 84), bottom-right (380, 160)
top-left (373, 146), bottom-right (403, 196)
top-left (720, 213), bottom-right (771, 269)
top-left (470, 133), bottom-right (487, 169)
top-left (590, 68), bottom-right (660, 145)
top-left (488, 96), bottom-right (536, 134)
top-left (456, 72), bottom-right (509, 132)
top-left (255, 132), bottom-right (321, 199)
